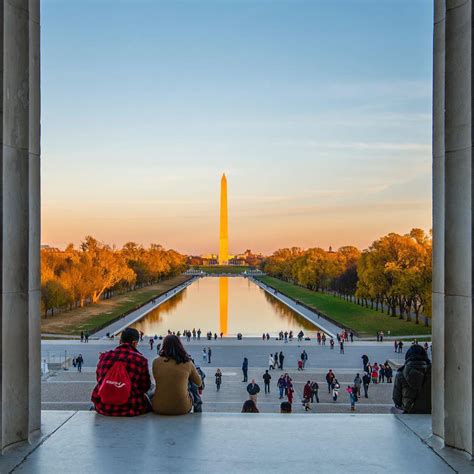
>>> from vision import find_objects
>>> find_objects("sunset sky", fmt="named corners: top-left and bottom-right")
top-left (41, 0), bottom-right (433, 255)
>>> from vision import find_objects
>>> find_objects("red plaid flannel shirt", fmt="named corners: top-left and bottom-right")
top-left (91, 343), bottom-right (151, 416)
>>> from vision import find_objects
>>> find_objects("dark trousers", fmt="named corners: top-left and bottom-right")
top-left (363, 384), bottom-right (369, 398)
top-left (310, 391), bottom-right (319, 403)
top-left (264, 383), bottom-right (270, 394)
top-left (242, 369), bottom-right (248, 382)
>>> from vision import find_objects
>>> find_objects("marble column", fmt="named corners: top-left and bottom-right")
top-left (28, 0), bottom-right (41, 436)
top-left (0, 0), bottom-right (41, 451)
top-left (431, 0), bottom-right (445, 442)
top-left (432, 0), bottom-right (473, 457)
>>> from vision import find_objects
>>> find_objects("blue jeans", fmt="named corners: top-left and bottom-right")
top-left (279, 387), bottom-right (284, 398)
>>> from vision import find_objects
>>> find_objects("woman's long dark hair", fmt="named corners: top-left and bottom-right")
top-left (241, 400), bottom-right (259, 413)
top-left (159, 335), bottom-right (190, 364)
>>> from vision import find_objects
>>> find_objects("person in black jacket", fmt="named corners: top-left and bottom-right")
top-left (362, 372), bottom-right (371, 398)
top-left (247, 379), bottom-right (261, 404)
top-left (361, 354), bottom-right (369, 373)
top-left (262, 370), bottom-right (271, 394)
top-left (393, 344), bottom-right (431, 413)
top-left (279, 351), bottom-right (284, 370)
top-left (242, 357), bottom-right (248, 382)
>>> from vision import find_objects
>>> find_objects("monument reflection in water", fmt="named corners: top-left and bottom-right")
top-left (132, 277), bottom-right (322, 337)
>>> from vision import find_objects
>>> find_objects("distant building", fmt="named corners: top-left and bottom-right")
top-left (41, 245), bottom-right (61, 253)
top-left (187, 249), bottom-right (264, 267)
top-left (187, 256), bottom-right (204, 266)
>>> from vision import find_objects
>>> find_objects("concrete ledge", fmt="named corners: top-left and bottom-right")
top-left (1, 412), bottom-right (466, 473)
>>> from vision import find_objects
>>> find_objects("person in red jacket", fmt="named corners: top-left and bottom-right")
top-left (287, 382), bottom-right (294, 404)
top-left (91, 328), bottom-right (151, 416)
top-left (303, 381), bottom-right (312, 411)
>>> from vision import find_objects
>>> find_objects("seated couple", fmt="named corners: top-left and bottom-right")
top-left (91, 329), bottom-right (202, 416)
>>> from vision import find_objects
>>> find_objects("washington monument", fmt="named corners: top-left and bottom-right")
top-left (219, 173), bottom-right (229, 265)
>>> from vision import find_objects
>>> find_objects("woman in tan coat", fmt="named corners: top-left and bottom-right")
top-left (152, 335), bottom-right (202, 415)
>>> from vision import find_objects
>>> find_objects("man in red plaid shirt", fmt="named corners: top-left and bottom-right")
top-left (92, 328), bottom-right (152, 416)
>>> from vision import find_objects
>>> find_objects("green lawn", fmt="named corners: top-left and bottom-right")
top-left (198, 265), bottom-right (252, 274)
top-left (41, 275), bottom-right (192, 336)
top-left (257, 276), bottom-right (431, 338)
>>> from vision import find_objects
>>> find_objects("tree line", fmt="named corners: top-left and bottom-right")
top-left (261, 228), bottom-right (432, 325)
top-left (41, 236), bottom-right (186, 318)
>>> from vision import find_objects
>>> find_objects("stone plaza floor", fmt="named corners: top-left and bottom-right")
top-left (41, 338), bottom-right (405, 413)
top-left (0, 338), bottom-right (469, 472)
top-left (1, 412), bottom-right (471, 473)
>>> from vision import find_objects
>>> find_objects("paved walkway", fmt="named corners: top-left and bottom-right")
top-left (93, 277), bottom-right (198, 338)
top-left (41, 338), bottom-right (405, 371)
top-left (42, 366), bottom-right (396, 413)
top-left (2, 412), bottom-right (468, 473)
top-left (251, 277), bottom-right (341, 337)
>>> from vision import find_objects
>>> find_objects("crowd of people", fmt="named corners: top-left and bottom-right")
top-left (90, 328), bottom-right (432, 417)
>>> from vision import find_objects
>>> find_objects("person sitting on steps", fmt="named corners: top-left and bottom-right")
top-left (152, 335), bottom-right (202, 415)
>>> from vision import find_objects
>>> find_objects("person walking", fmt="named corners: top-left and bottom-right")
top-left (197, 328), bottom-right (201, 341)
top-left (371, 365), bottom-right (378, 384)
top-left (277, 375), bottom-right (285, 399)
top-left (361, 354), bottom-right (369, 373)
top-left (274, 353), bottom-right (279, 369)
top-left (330, 338), bottom-right (335, 349)
top-left (85, 331), bottom-right (89, 343)
top-left (398, 341), bottom-right (404, 353)
top-left (332, 379), bottom-right (340, 402)
top-left (287, 382), bottom-right (294, 404)
top-left (279, 351), bottom-right (284, 370)
top-left (80, 331), bottom-right (84, 343)
top-left (301, 350), bottom-right (308, 368)
top-left (263, 370), bottom-right (271, 394)
top-left (311, 381), bottom-right (319, 403)
top-left (339, 340), bottom-right (344, 354)
top-left (202, 348), bottom-right (207, 362)
top-left (149, 338), bottom-right (154, 351)
top-left (242, 357), bottom-right (249, 382)
top-left (354, 373), bottom-right (362, 397)
top-left (76, 354), bottom-right (84, 373)
top-left (269, 354), bottom-right (274, 370)
top-left (215, 368), bottom-right (222, 391)
top-left (385, 364), bottom-right (393, 383)
top-left (246, 379), bottom-right (260, 404)
top-left (303, 381), bottom-right (312, 412)
top-left (362, 372), bottom-right (371, 398)
top-left (326, 369), bottom-right (335, 393)
top-left (346, 385), bottom-right (357, 411)
top-left (207, 347), bottom-right (212, 364)
top-left (379, 363), bottom-right (385, 383)
top-left (349, 331), bottom-right (354, 343)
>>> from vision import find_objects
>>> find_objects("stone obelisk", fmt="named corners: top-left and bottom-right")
top-left (219, 174), bottom-right (229, 265)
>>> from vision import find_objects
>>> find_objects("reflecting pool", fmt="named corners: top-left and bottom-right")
top-left (131, 277), bottom-right (323, 337)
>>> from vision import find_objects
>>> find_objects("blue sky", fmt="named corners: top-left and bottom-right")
top-left (41, 0), bottom-right (433, 254)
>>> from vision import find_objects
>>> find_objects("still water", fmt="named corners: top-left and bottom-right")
top-left (132, 277), bottom-right (322, 337)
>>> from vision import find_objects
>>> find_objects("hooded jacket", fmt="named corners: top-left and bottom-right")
top-left (392, 345), bottom-right (431, 414)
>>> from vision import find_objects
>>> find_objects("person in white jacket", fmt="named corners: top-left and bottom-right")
top-left (269, 354), bottom-right (275, 370)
